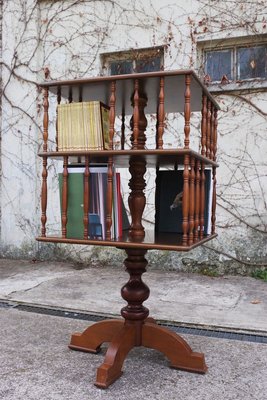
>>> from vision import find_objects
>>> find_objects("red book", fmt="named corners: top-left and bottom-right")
top-left (116, 173), bottom-right (123, 237)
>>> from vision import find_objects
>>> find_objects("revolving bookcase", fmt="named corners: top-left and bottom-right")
top-left (37, 70), bottom-right (219, 388)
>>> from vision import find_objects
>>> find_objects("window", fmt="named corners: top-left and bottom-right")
top-left (237, 46), bottom-right (266, 80)
top-left (204, 44), bottom-right (267, 83)
top-left (101, 47), bottom-right (164, 75)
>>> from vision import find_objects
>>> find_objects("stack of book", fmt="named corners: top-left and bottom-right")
top-left (57, 101), bottom-right (110, 151)
top-left (59, 165), bottom-right (129, 240)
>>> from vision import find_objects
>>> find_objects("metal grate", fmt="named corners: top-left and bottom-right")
top-left (161, 323), bottom-right (267, 344)
top-left (0, 301), bottom-right (14, 309)
top-left (16, 304), bottom-right (108, 322)
top-left (1, 300), bottom-right (267, 344)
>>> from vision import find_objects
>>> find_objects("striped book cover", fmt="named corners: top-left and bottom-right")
top-left (57, 101), bottom-right (110, 151)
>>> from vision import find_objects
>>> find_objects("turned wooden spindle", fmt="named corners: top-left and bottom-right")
top-left (199, 163), bottom-right (206, 240)
top-left (157, 77), bottom-right (165, 149)
top-left (194, 160), bottom-right (201, 243)
top-left (132, 79), bottom-right (140, 150)
top-left (109, 81), bottom-right (116, 150)
top-left (56, 86), bottom-right (61, 151)
top-left (130, 80), bottom-right (148, 150)
top-left (41, 87), bottom-right (49, 236)
top-left (79, 86), bottom-right (83, 103)
top-left (128, 157), bottom-right (146, 239)
top-left (106, 157), bottom-right (113, 240)
top-left (213, 108), bottom-right (218, 162)
top-left (43, 87), bottom-right (49, 152)
top-left (184, 75), bottom-right (191, 149)
top-left (210, 104), bottom-right (214, 161)
top-left (121, 107), bottom-right (125, 150)
top-left (68, 86), bottom-right (73, 103)
top-left (206, 99), bottom-right (211, 159)
top-left (211, 167), bottom-right (217, 235)
top-left (188, 157), bottom-right (195, 246)
top-left (41, 157), bottom-right (48, 237)
top-left (182, 155), bottom-right (190, 246)
top-left (211, 108), bottom-right (218, 234)
top-left (61, 156), bottom-right (68, 238)
top-left (201, 93), bottom-right (207, 157)
top-left (83, 156), bottom-right (90, 239)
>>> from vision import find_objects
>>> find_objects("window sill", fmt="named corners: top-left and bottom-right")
top-left (206, 79), bottom-right (267, 94)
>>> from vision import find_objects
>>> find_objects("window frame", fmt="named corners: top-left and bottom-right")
top-left (204, 43), bottom-right (267, 83)
top-left (197, 35), bottom-right (267, 91)
top-left (100, 46), bottom-right (165, 76)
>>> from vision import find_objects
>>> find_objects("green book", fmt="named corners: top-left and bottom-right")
top-left (59, 170), bottom-right (84, 239)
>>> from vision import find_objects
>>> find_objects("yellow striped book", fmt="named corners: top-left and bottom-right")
top-left (57, 101), bottom-right (110, 151)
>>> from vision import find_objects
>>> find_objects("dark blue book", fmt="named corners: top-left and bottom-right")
top-left (155, 169), bottom-right (213, 235)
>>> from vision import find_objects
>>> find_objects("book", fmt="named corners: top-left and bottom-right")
top-left (155, 169), bottom-right (213, 235)
top-left (57, 101), bottom-right (110, 151)
top-left (59, 170), bottom-right (84, 239)
top-left (59, 165), bottom-right (129, 240)
top-left (155, 170), bottom-right (183, 234)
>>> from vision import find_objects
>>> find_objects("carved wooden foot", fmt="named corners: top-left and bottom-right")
top-left (95, 323), bottom-right (136, 388)
top-left (142, 321), bottom-right (207, 373)
top-left (69, 319), bottom-right (124, 354)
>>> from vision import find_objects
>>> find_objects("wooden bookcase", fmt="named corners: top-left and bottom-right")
top-left (37, 70), bottom-right (219, 388)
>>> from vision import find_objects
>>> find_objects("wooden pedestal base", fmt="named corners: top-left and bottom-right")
top-left (69, 317), bottom-right (207, 388)
top-left (69, 248), bottom-right (207, 389)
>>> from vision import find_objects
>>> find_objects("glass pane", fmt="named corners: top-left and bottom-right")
top-left (110, 61), bottom-right (133, 75)
top-left (205, 50), bottom-right (232, 82)
top-left (135, 56), bottom-right (161, 73)
top-left (237, 46), bottom-right (266, 80)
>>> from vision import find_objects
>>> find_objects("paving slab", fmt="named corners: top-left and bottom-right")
top-left (0, 307), bottom-right (266, 400)
top-left (0, 259), bottom-right (266, 333)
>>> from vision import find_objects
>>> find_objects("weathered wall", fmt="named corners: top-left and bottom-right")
top-left (0, 0), bottom-right (266, 274)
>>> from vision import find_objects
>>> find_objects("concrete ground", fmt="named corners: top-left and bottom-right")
top-left (0, 258), bottom-right (266, 399)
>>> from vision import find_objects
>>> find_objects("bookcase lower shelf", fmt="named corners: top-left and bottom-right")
top-left (37, 232), bottom-right (217, 251)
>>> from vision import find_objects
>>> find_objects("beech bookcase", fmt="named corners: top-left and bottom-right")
top-left (37, 70), bottom-right (219, 388)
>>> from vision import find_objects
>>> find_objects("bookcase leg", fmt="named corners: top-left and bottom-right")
top-left (69, 319), bottom-right (124, 353)
top-left (142, 321), bottom-right (207, 373)
top-left (95, 322), bottom-right (136, 389)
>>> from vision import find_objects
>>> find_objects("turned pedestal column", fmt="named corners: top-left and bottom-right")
top-left (69, 244), bottom-right (207, 388)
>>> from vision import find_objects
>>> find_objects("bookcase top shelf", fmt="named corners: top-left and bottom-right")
top-left (40, 69), bottom-right (219, 114)
top-left (38, 149), bottom-right (218, 168)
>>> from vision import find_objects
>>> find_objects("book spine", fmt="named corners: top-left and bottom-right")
top-left (116, 173), bottom-right (122, 237)
top-left (100, 103), bottom-right (110, 150)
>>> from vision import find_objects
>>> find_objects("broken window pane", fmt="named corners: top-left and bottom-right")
top-left (205, 49), bottom-right (232, 82)
top-left (237, 46), bottom-right (266, 80)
